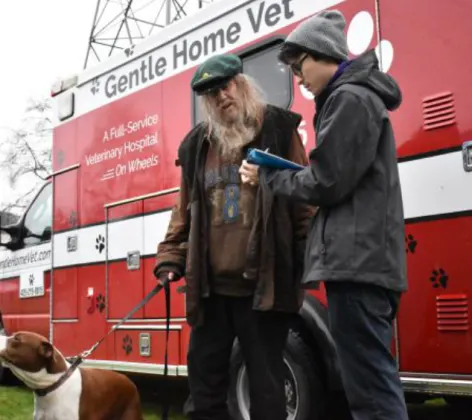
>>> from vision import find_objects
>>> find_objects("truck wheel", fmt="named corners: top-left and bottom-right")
top-left (228, 330), bottom-right (327, 420)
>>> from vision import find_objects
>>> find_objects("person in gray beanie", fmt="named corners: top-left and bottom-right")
top-left (285, 9), bottom-right (349, 62)
top-left (240, 9), bottom-right (409, 420)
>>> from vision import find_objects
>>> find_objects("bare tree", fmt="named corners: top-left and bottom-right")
top-left (0, 98), bottom-right (53, 215)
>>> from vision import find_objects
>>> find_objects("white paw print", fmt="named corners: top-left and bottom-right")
top-left (300, 10), bottom-right (394, 100)
top-left (347, 10), bottom-right (394, 73)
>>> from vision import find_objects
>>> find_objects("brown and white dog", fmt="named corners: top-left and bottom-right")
top-left (0, 331), bottom-right (143, 420)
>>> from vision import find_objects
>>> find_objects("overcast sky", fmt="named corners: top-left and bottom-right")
top-left (0, 0), bottom-right (206, 211)
top-left (0, 0), bottom-right (206, 132)
top-left (0, 0), bottom-right (97, 131)
top-left (0, 0), bottom-right (97, 211)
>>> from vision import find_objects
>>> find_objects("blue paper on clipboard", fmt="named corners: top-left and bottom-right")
top-left (246, 148), bottom-right (305, 171)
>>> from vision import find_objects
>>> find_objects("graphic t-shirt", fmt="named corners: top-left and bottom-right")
top-left (204, 145), bottom-right (258, 296)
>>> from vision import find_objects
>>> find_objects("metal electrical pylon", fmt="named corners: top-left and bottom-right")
top-left (84, 0), bottom-right (217, 69)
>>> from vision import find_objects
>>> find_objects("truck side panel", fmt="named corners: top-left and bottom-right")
top-left (379, 0), bottom-right (472, 374)
top-left (0, 272), bottom-right (50, 338)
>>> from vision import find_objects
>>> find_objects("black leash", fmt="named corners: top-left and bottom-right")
top-left (81, 281), bottom-right (167, 359)
top-left (40, 280), bottom-right (172, 416)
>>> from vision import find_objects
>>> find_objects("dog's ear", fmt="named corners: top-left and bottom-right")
top-left (39, 341), bottom-right (54, 359)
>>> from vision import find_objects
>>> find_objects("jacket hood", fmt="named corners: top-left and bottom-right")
top-left (317, 49), bottom-right (402, 111)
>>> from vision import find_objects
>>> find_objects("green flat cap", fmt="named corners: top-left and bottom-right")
top-left (191, 54), bottom-right (242, 95)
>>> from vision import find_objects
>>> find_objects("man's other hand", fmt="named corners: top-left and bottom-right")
top-left (239, 160), bottom-right (260, 186)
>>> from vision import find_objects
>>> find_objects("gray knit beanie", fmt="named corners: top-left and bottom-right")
top-left (284, 10), bottom-right (348, 61)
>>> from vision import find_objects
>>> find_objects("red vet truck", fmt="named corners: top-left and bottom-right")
top-left (1, 0), bottom-right (472, 417)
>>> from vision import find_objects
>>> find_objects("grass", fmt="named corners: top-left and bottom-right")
top-left (0, 384), bottom-right (457, 420)
top-left (0, 385), bottom-right (185, 420)
top-left (424, 398), bottom-right (447, 406)
top-left (0, 386), bottom-right (33, 420)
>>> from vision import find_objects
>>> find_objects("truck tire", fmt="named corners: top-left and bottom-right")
top-left (228, 329), bottom-right (327, 420)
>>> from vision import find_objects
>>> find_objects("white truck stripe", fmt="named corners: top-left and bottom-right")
top-left (1, 150), bottom-right (472, 278)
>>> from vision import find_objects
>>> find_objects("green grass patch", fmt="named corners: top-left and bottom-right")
top-left (0, 385), bottom-right (185, 420)
top-left (0, 386), bottom-right (33, 420)
top-left (424, 398), bottom-right (447, 406)
top-left (141, 401), bottom-right (186, 420)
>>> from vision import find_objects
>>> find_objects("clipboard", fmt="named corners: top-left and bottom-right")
top-left (246, 148), bottom-right (305, 171)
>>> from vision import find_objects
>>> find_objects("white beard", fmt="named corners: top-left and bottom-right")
top-left (211, 119), bottom-right (257, 160)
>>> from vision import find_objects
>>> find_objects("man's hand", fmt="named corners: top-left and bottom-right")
top-left (239, 160), bottom-right (260, 186)
top-left (156, 270), bottom-right (178, 287)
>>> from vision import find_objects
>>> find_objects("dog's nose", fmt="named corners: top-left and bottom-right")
top-left (0, 334), bottom-right (8, 352)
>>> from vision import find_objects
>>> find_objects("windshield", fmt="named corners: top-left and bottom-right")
top-left (23, 183), bottom-right (53, 246)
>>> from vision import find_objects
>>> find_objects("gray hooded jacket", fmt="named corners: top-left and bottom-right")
top-left (261, 50), bottom-right (407, 292)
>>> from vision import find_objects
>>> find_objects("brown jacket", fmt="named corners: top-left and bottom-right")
top-left (155, 105), bottom-right (316, 326)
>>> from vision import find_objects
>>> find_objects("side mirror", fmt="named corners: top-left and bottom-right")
top-left (42, 227), bottom-right (52, 242)
top-left (0, 225), bottom-right (22, 251)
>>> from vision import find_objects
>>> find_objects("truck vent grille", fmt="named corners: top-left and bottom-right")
top-left (423, 91), bottom-right (456, 130)
top-left (436, 294), bottom-right (469, 332)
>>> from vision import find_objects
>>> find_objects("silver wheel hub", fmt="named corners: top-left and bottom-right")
top-left (235, 359), bottom-right (299, 420)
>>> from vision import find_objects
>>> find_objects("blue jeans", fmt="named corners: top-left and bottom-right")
top-left (325, 282), bottom-right (409, 420)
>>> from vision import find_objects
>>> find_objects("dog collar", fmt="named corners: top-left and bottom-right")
top-left (34, 356), bottom-right (83, 397)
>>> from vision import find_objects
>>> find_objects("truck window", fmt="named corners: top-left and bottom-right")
top-left (242, 43), bottom-right (292, 110)
top-left (23, 182), bottom-right (53, 247)
top-left (193, 42), bottom-right (292, 125)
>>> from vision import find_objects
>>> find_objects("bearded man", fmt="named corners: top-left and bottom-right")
top-left (154, 53), bottom-right (315, 420)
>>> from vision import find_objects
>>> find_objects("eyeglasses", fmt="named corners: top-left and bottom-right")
top-left (204, 80), bottom-right (230, 97)
top-left (290, 54), bottom-right (308, 77)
